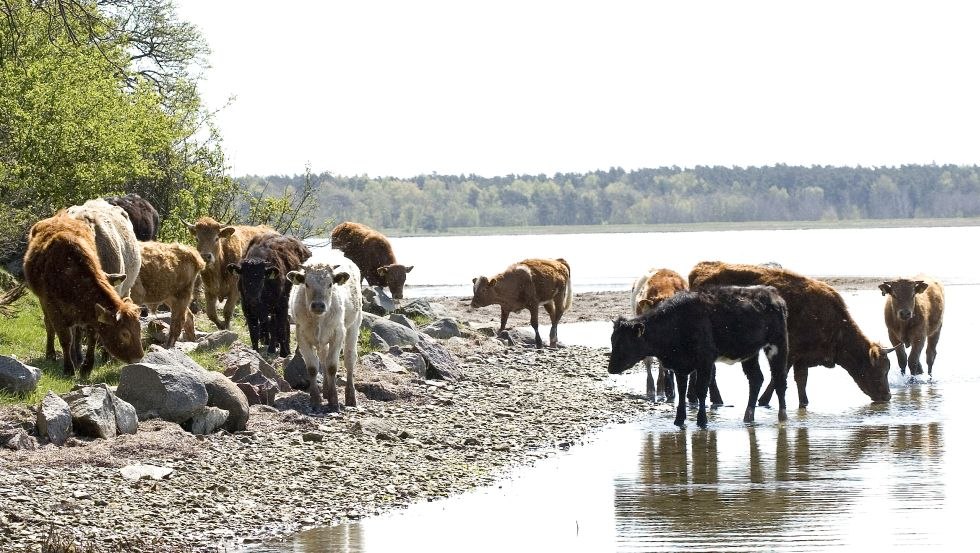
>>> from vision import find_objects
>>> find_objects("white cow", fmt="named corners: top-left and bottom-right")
top-left (287, 252), bottom-right (363, 412)
top-left (66, 198), bottom-right (141, 297)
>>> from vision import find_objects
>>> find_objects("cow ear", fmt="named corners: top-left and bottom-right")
top-left (286, 270), bottom-right (305, 285)
top-left (218, 226), bottom-right (236, 238)
top-left (105, 273), bottom-right (127, 286)
top-left (95, 304), bottom-right (113, 324)
top-left (377, 266), bottom-right (389, 278)
top-left (914, 281), bottom-right (928, 294)
top-left (472, 277), bottom-right (478, 284)
top-left (488, 278), bottom-right (497, 287)
top-left (637, 299), bottom-right (653, 311)
top-left (878, 283), bottom-right (891, 296)
top-left (405, 265), bottom-right (414, 273)
top-left (227, 263), bottom-right (241, 275)
top-left (265, 266), bottom-right (279, 280)
top-left (334, 272), bottom-right (350, 285)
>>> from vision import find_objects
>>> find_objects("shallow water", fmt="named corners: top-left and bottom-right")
top-left (253, 284), bottom-right (977, 552)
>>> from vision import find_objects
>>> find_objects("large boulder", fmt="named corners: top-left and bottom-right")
top-left (201, 371), bottom-right (249, 432)
top-left (361, 313), bottom-right (419, 347)
top-left (414, 335), bottom-right (461, 381)
top-left (63, 386), bottom-right (117, 439)
top-left (0, 355), bottom-right (41, 395)
top-left (396, 299), bottom-right (436, 320)
top-left (421, 318), bottom-right (462, 340)
top-left (116, 363), bottom-right (208, 423)
top-left (362, 286), bottom-right (396, 316)
top-left (284, 351), bottom-right (311, 391)
top-left (388, 313), bottom-right (417, 331)
top-left (110, 392), bottom-right (139, 435)
top-left (37, 391), bottom-right (72, 446)
top-left (221, 343), bottom-right (290, 392)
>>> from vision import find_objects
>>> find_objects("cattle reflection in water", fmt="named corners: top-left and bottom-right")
top-left (614, 419), bottom-right (944, 549)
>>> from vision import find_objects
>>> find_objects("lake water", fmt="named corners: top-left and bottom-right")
top-left (264, 226), bottom-right (978, 552)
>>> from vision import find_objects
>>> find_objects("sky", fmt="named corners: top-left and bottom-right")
top-left (176, 1), bottom-right (980, 179)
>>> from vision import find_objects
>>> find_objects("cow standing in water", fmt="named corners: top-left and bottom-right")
top-left (609, 285), bottom-right (789, 428)
top-left (471, 258), bottom-right (572, 348)
top-left (880, 275), bottom-right (945, 379)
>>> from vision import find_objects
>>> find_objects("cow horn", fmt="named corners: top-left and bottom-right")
top-left (881, 344), bottom-right (901, 354)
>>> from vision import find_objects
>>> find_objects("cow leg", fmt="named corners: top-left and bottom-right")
top-left (242, 306), bottom-right (261, 352)
top-left (544, 301), bottom-right (560, 347)
top-left (204, 289), bottom-right (224, 330)
top-left (529, 304), bottom-right (543, 349)
top-left (673, 369), bottom-right (688, 427)
top-left (278, 298), bottom-right (291, 357)
top-left (167, 297), bottom-right (192, 348)
top-left (742, 357), bottom-right (764, 423)
top-left (794, 365), bottom-right (810, 408)
top-left (888, 328), bottom-right (908, 374)
top-left (298, 339), bottom-right (322, 408)
top-left (342, 321), bottom-right (360, 407)
top-left (223, 284), bottom-right (240, 330)
top-left (643, 357), bottom-right (656, 400)
top-left (57, 327), bottom-right (76, 376)
top-left (498, 307), bottom-right (510, 332)
top-left (908, 337), bottom-right (925, 376)
top-left (180, 307), bottom-right (197, 342)
top-left (926, 324), bottom-right (942, 377)
top-left (80, 327), bottom-right (97, 380)
top-left (694, 366), bottom-right (712, 428)
top-left (708, 374), bottom-right (724, 407)
top-left (766, 341), bottom-right (790, 422)
top-left (662, 368), bottom-right (675, 402)
top-left (686, 372), bottom-right (698, 405)
top-left (44, 313), bottom-right (57, 361)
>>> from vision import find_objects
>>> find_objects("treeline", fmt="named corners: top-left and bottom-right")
top-left (241, 164), bottom-right (980, 232)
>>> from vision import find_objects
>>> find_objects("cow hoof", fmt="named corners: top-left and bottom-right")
top-left (325, 404), bottom-right (340, 413)
top-left (778, 409), bottom-right (788, 422)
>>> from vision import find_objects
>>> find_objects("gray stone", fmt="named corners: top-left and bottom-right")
top-left (362, 286), bottom-right (396, 315)
top-left (388, 313), bottom-right (417, 330)
top-left (1, 429), bottom-right (37, 451)
top-left (201, 371), bottom-right (249, 432)
top-left (143, 345), bottom-right (205, 374)
top-left (236, 383), bottom-right (262, 406)
top-left (421, 318), bottom-right (462, 340)
top-left (361, 312), bottom-right (419, 347)
top-left (354, 380), bottom-right (412, 402)
top-left (369, 332), bottom-right (389, 351)
top-left (350, 418), bottom-right (400, 441)
top-left (361, 352), bottom-right (409, 374)
top-left (37, 391), bottom-right (72, 446)
top-left (147, 320), bottom-right (170, 345)
top-left (110, 392), bottom-right (138, 435)
top-left (64, 386), bottom-right (117, 439)
top-left (189, 406), bottom-right (229, 435)
top-left (396, 299), bottom-right (436, 320)
top-left (116, 363), bottom-right (208, 423)
top-left (284, 351), bottom-right (320, 391)
top-left (120, 463), bottom-right (173, 481)
top-left (221, 343), bottom-right (290, 392)
top-left (0, 355), bottom-right (41, 395)
top-left (197, 330), bottom-right (239, 351)
top-left (389, 351), bottom-right (427, 380)
top-left (414, 335), bottom-right (461, 381)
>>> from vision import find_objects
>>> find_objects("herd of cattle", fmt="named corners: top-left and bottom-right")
top-left (15, 192), bottom-right (947, 421)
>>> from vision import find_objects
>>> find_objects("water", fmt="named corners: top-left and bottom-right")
top-left (270, 227), bottom-right (979, 552)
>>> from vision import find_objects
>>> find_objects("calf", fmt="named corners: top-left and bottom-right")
top-left (184, 217), bottom-right (276, 330)
top-left (229, 233), bottom-right (311, 357)
top-left (630, 267), bottom-right (724, 404)
top-left (129, 241), bottom-right (206, 348)
top-left (689, 261), bottom-right (893, 407)
top-left (609, 286), bottom-right (789, 428)
top-left (105, 193), bottom-right (160, 241)
top-left (879, 275), bottom-right (945, 378)
top-left (330, 222), bottom-right (413, 299)
top-left (23, 213), bottom-right (144, 378)
top-left (471, 258), bottom-right (572, 348)
top-left (288, 254), bottom-right (363, 412)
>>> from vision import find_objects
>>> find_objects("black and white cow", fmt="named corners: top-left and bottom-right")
top-left (608, 285), bottom-right (790, 428)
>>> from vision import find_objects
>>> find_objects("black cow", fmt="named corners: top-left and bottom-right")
top-left (608, 285), bottom-right (790, 428)
top-left (105, 193), bottom-right (160, 241)
top-left (228, 233), bottom-right (311, 357)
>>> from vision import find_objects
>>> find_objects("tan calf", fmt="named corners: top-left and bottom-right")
top-left (631, 268), bottom-right (689, 401)
top-left (879, 275), bottom-right (945, 378)
top-left (130, 241), bottom-right (206, 348)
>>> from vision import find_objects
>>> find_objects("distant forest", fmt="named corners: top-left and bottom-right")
top-left (238, 165), bottom-right (980, 233)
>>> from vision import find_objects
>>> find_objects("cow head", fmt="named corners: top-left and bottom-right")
top-left (95, 299), bottom-right (144, 363)
top-left (377, 264), bottom-right (413, 300)
top-left (879, 279), bottom-right (928, 321)
top-left (854, 344), bottom-right (893, 402)
top-left (183, 217), bottom-right (234, 265)
top-left (635, 298), bottom-right (658, 315)
top-left (608, 316), bottom-right (646, 374)
top-left (288, 264), bottom-right (350, 316)
top-left (228, 259), bottom-right (277, 302)
top-left (470, 276), bottom-right (498, 308)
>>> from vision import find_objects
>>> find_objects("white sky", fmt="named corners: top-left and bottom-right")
top-left (176, 0), bottom-right (980, 179)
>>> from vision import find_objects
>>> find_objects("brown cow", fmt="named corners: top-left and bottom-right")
top-left (183, 217), bottom-right (275, 330)
top-left (689, 261), bottom-right (892, 407)
top-left (330, 222), bottom-right (413, 299)
top-left (23, 213), bottom-right (144, 378)
top-left (879, 275), bottom-right (945, 378)
top-left (129, 241), bottom-right (206, 348)
top-left (471, 258), bottom-right (572, 349)
top-left (631, 268), bottom-right (691, 401)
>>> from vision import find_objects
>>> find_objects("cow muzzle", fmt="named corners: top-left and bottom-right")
top-left (310, 302), bottom-right (326, 315)
top-left (898, 309), bottom-right (912, 320)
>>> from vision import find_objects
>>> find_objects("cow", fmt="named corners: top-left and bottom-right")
top-left (471, 258), bottom-right (572, 348)
top-left (631, 267), bottom-right (723, 406)
top-left (609, 285), bottom-right (789, 428)
top-left (105, 193), bottom-right (160, 241)
top-left (689, 261), bottom-right (893, 407)
top-left (879, 275), bottom-right (945, 379)
top-left (329, 222), bottom-right (413, 300)
top-left (287, 253), bottom-right (363, 412)
top-left (23, 213), bottom-right (144, 378)
top-left (183, 217), bottom-right (276, 330)
top-left (229, 233), bottom-right (311, 357)
top-left (129, 241), bottom-right (206, 348)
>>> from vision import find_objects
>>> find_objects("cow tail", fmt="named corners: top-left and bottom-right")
top-left (556, 258), bottom-right (572, 310)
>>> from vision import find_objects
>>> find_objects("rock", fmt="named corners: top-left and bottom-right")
top-left (196, 330), bottom-right (239, 351)
top-left (302, 432), bottom-right (324, 442)
top-left (236, 383), bottom-right (262, 406)
top-left (354, 380), bottom-right (412, 402)
top-left (221, 343), bottom-right (290, 392)
top-left (147, 319), bottom-right (170, 345)
top-left (389, 351), bottom-right (427, 380)
top-left (421, 318), bottom-right (462, 339)
top-left (362, 286), bottom-right (396, 315)
top-left (109, 390), bottom-right (138, 435)
top-left (225, 365), bottom-right (279, 406)
top-left (0, 355), bottom-right (41, 395)
top-left (188, 406), bottom-right (229, 435)
top-left (120, 463), bottom-right (173, 481)
top-left (1, 429), bottom-right (37, 451)
top-left (361, 352), bottom-right (409, 374)
top-left (201, 371), bottom-right (249, 432)
top-left (350, 418), bottom-right (400, 441)
top-left (361, 313), bottom-right (419, 347)
top-left (63, 386), bottom-right (117, 439)
top-left (284, 351), bottom-right (320, 391)
top-left (396, 299), bottom-right (436, 320)
top-left (388, 314), bottom-right (417, 330)
top-left (414, 335), bottom-right (461, 381)
top-left (369, 332), bottom-right (389, 351)
top-left (116, 363), bottom-right (208, 423)
top-left (37, 391), bottom-right (72, 446)
top-left (272, 391), bottom-right (314, 414)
